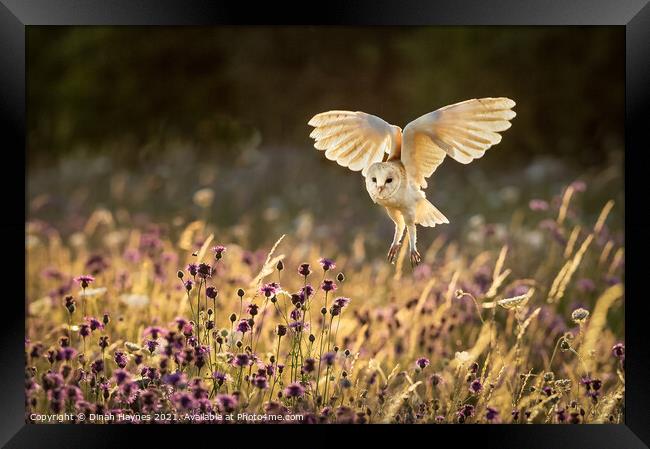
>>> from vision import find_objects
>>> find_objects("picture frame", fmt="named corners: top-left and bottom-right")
top-left (3, 0), bottom-right (648, 446)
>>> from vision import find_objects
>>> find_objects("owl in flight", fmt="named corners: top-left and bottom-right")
top-left (308, 97), bottom-right (516, 267)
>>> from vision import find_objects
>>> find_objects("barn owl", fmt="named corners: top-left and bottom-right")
top-left (308, 97), bottom-right (516, 266)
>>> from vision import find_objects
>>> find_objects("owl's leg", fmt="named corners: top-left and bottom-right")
top-left (385, 208), bottom-right (405, 264)
top-left (404, 214), bottom-right (421, 267)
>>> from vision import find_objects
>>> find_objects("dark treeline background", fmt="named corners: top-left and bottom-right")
top-left (28, 26), bottom-right (623, 169)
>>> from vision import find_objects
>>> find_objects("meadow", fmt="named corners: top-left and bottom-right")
top-left (24, 150), bottom-right (625, 425)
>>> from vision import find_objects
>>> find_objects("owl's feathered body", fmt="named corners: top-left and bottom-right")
top-left (308, 97), bottom-right (516, 266)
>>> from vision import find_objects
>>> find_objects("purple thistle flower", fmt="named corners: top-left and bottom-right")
top-left (98, 336), bottom-right (109, 350)
top-left (247, 303), bottom-right (259, 316)
top-left (184, 279), bottom-right (194, 292)
top-left (163, 371), bottom-right (186, 387)
top-left (486, 406), bottom-right (500, 422)
top-left (303, 358), bottom-right (316, 373)
top-left (469, 379), bottom-right (483, 394)
top-left (319, 258), bottom-right (336, 271)
top-left (145, 339), bottom-right (159, 354)
top-left (186, 263), bottom-right (198, 277)
top-left (290, 308), bottom-right (302, 320)
top-left (216, 394), bottom-right (238, 412)
top-left (252, 374), bottom-right (268, 389)
top-left (206, 286), bottom-right (218, 299)
top-left (74, 275), bottom-right (95, 289)
top-left (233, 353), bottom-right (250, 368)
top-left (213, 371), bottom-right (227, 385)
top-left (333, 297), bottom-right (351, 309)
top-left (86, 317), bottom-right (104, 332)
top-left (322, 351), bottom-right (336, 366)
top-left (212, 245), bottom-right (227, 260)
top-left (288, 321), bottom-right (308, 333)
top-left (236, 319), bottom-right (251, 334)
top-left (113, 369), bottom-right (130, 385)
top-left (298, 263), bottom-right (311, 277)
top-left (143, 326), bottom-right (165, 340)
top-left (79, 324), bottom-right (90, 338)
top-left (321, 279), bottom-right (337, 293)
top-left (283, 382), bottom-right (305, 398)
top-left (260, 282), bottom-right (280, 297)
top-left (197, 263), bottom-right (214, 279)
top-left (90, 359), bottom-right (104, 374)
top-left (416, 357), bottom-right (430, 369)
top-left (114, 351), bottom-right (128, 368)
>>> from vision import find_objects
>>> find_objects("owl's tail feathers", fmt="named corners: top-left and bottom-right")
top-left (415, 198), bottom-right (449, 227)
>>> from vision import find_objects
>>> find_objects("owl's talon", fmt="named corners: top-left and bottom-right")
top-left (410, 249), bottom-right (422, 267)
top-left (387, 244), bottom-right (401, 263)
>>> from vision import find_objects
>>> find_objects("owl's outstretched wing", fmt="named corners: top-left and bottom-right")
top-left (308, 110), bottom-right (401, 176)
top-left (401, 98), bottom-right (516, 188)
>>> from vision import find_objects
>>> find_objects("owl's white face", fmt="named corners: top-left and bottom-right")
top-left (365, 162), bottom-right (402, 202)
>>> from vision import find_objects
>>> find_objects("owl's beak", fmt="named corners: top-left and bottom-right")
top-left (378, 185), bottom-right (385, 193)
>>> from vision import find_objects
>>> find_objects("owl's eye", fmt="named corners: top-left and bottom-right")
top-left (386, 178), bottom-right (393, 183)
top-left (371, 177), bottom-right (377, 183)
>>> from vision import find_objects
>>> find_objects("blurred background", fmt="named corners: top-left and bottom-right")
top-left (27, 26), bottom-right (624, 254)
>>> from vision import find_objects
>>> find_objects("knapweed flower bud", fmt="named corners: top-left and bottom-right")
top-left (321, 307), bottom-right (327, 315)
top-left (206, 286), bottom-right (218, 299)
top-left (309, 334), bottom-right (315, 343)
top-left (184, 279), bottom-right (194, 291)
top-left (177, 270), bottom-right (184, 279)
top-left (276, 324), bottom-right (287, 337)
top-left (237, 288), bottom-right (245, 298)
top-left (64, 296), bottom-right (76, 314)
top-left (230, 313), bottom-right (237, 323)
top-left (571, 308), bottom-right (590, 324)
top-left (102, 313), bottom-right (110, 326)
top-left (276, 260), bottom-right (284, 271)
top-left (298, 263), bottom-right (311, 277)
top-left (337, 272), bottom-right (345, 282)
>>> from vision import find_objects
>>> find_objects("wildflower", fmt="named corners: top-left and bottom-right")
top-left (333, 297), bottom-right (350, 309)
top-left (291, 308), bottom-right (302, 320)
top-left (612, 343), bottom-right (625, 361)
top-left (212, 245), bottom-right (226, 260)
top-left (288, 321), bottom-right (308, 333)
top-left (98, 336), bottom-right (110, 350)
top-left (276, 260), bottom-right (284, 271)
top-left (58, 347), bottom-right (77, 361)
top-left (236, 319), bottom-right (251, 334)
top-left (114, 351), bottom-right (128, 368)
top-left (64, 296), bottom-right (76, 314)
top-left (184, 279), bottom-right (194, 292)
top-left (571, 308), bottom-right (590, 324)
top-left (416, 357), bottom-right (430, 370)
top-left (216, 394), bottom-right (238, 412)
top-left (86, 317), bottom-right (104, 332)
top-left (74, 275), bottom-right (95, 289)
top-left (298, 263), bottom-right (311, 277)
top-left (145, 339), bottom-right (159, 354)
top-left (555, 407), bottom-right (567, 422)
top-left (102, 313), bottom-right (110, 325)
top-left (206, 286), bottom-right (218, 299)
top-left (322, 352), bottom-right (336, 366)
top-left (321, 279), bottom-right (337, 293)
top-left (486, 406), bottom-right (500, 422)
top-left (319, 258), bottom-right (336, 271)
top-left (90, 359), bottom-right (104, 374)
top-left (469, 379), bottom-right (483, 394)
top-left (79, 324), bottom-right (90, 338)
top-left (213, 371), bottom-right (227, 386)
top-left (455, 351), bottom-right (471, 364)
top-left (113, 369), bottom-right (130, 385)
top-left (529, 199), bottom-right (549, 211)
top-left (456, 404), bottom-right (475, 423)
top-left (197, 263), bottom-right (214, 279)
top-left (430, 373), bottom-right (443, 386)
top-left (276, 324), bottom-right (287, 337)
top-left (252, 374), bottom-right (268, 389)
top-left (186, 263), bottom-right (198, 277)
top-left (260, 282), bottom-right (280, 297)
top-left (337, 272), bottom-right (345, 282)
top-left (303, 358), bottom-right (316, 373)
top-left (234, 353), bottom-right (250, 368)
top-left (247, 303), bottom-right (259, 316)
top-left (283, 382), bottom-right (306, 398)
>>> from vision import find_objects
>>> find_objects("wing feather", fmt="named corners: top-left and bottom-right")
top-left (402, 97), bottom-right (516, 188)
top-left (308, 110), bottom-right (401, 176)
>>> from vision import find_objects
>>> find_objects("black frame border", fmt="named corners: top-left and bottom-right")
top-left (3, 1), bottom-right (649, 447)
